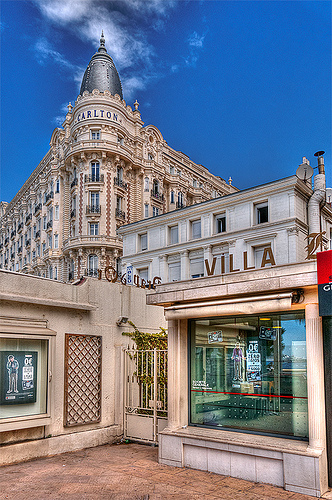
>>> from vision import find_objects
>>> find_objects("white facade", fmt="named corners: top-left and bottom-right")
top-left (119, 174), bottom-right (332, 286)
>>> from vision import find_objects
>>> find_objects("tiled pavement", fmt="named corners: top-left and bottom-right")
top-left (0, 442), bottom-right (322, 499)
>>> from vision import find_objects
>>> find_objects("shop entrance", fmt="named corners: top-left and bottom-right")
top-left (123, 348), bottom-right (168, 445)
top-left (323, 317), bottom-right (332, 486)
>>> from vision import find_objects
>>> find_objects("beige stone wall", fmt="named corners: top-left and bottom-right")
top-left (0, 269), bottom-right (166, 463)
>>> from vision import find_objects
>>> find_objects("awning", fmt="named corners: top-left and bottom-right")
top-left (164, 292), bottom-right (294, 320)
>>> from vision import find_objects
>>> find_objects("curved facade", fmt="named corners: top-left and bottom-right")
top-left (0, 36), bottom-right (237, 282)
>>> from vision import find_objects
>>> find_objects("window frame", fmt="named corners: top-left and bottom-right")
top-left (255, 202), bottom-right (269, 225)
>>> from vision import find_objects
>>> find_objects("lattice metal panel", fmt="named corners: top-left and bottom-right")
top-left (65, 334), bottom-right (102, 426)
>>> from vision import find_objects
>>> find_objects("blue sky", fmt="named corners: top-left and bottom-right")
top-left (1, 0), bottom-right (331, 203)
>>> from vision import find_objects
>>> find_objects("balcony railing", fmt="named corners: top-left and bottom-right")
top-left (84, 174), bottom-right (104, 183)
top-left (151, 190), bottom-right (164, 202)
top-left (34, 203), bottom-right (42, 215)
top-left (35, 230), bottom-right (41, 239)
top-left (11, 230), bottom-right (16, 239)
top-left (71, 178), bottom-right (78, 189)
top-left (25, 213), bottom-right (32, 224)
top-left (71, 209), bottom-right (76, 218)
top-left (46, 220), bottom-right (53, 230)
top-left (86, 205), bottom-right (101, 214)
top-left (114, 177), bottom-right (128, 190)
top-left (84, 268), bottom-right (99, 277)
top-left (115, 208), bottom-right (126, 220)
top-left (45, 191), bottom-right (54, 203)
top-left (176, 201), bottom-right (185, 209)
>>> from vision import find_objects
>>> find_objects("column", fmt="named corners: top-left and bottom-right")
top-left (180, 250), bottom-right (189, 280)
top-left (305, 302), bottom-right (327, 450)
top-left (167, 319), bottom-right (188, 430)
top-left (159, 254), bottom-right (168, 282)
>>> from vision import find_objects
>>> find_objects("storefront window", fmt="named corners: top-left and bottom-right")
top-left (0, 338), bottom-right (48, 419)
top-left (190, 311), bottom-right (308, 439)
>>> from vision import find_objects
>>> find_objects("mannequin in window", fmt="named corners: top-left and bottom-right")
top-left (231, 342), bottom-right (245, 381)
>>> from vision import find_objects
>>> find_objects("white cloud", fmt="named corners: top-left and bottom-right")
top-left (188, 31), bottom-right (205, 49)
top-left (32, 0), bottom-right (177, 97)
top-left (34, 38), bottom-right (79, 70)
top-left (184, 30), bottom-right (206, 67)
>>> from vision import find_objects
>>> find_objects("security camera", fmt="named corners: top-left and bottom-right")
top-left (116, 316), bottom-right (129, 326)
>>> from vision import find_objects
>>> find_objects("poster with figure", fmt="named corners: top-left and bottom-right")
top-left (1, 351), bottom-right (37, 405)
top-left (246, 341), bottom-right (261, 381)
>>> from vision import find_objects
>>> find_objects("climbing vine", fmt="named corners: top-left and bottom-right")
top-left (122, 321), bottom-right (167, 350)
top-left (123, 321), bottom-right (168, 416)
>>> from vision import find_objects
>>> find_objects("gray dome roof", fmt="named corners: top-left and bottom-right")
top-left (80, 32), bottom-right (123, 99)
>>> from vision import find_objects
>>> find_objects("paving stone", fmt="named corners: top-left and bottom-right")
top-left (0, 443), bottom-right (319, 500)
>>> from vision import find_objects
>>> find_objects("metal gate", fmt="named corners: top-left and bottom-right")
top-left (124, 348), bottom-right (168, 444)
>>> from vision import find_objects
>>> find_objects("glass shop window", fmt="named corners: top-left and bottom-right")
top-left (190, 311), bottom-right (308, 439)
top-left (0, 338), bottom-right (48, 419)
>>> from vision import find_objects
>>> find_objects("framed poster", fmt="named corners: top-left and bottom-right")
top-left (1, 351), bottom-right (38, 405)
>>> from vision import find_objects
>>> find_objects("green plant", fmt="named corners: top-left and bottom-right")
top-left (122, 321), bottom-right (167, 350)
top-left (123, 321), bottom-right (168, 415)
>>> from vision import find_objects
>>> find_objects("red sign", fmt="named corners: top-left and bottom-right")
top-left (317, 250), bottom-right (332, 284)
top-left (317, 250), bottom-right (332, 316)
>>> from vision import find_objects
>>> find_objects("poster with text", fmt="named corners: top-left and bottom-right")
top-left (1, 351), bottom-right (37, 405)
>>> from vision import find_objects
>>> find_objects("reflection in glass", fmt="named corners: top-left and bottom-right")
top-left (190, 312), bottom-right (308, 439)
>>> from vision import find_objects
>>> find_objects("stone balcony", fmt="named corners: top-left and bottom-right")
top-left (62, 234), bottom-right (121, 253)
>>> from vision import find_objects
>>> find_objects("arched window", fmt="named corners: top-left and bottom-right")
top-left (152, 179), bottom-right (159, 195)
top-left (144, 177), bottom-right (149, 192)
top-left (88, 254), bottom-right (98, 277)
top-left (117, 167), bottom-right (123, 181)
top-left (177, 191), bottom-right (184, 208)
top-left (91, 162), bottom-right (100, 182)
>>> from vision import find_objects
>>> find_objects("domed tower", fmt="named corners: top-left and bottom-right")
top-left (80, 31), bottom-right (123, 99)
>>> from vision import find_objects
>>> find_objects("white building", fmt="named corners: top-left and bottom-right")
top-left (0, 33), bottom-right (236, 282)
top-left (119, 161), bottom-right (332, 286)
top-left (118, 155), bottom-right (332, 497)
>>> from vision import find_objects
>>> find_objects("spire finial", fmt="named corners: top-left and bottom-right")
top-left (98, 31), bottom-right (107, 53)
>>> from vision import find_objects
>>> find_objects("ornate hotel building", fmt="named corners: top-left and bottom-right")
top-left (0, 34), bottom-right (236, 282)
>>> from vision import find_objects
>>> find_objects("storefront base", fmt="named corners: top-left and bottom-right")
top-left (0, 424), bottom-right (122, 466)
top-left (159, 427), bottom-right (328, 498)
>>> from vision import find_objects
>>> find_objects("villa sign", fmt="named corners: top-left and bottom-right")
top-left (204, 248), bottom-right (276, 276)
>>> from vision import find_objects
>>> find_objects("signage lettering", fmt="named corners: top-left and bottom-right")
top-left (76, 109), bottom-right (120, 124)
top-left (317, 249), bottom-right (332, 316)
top-left (97, 266), bottom-right (161, 289)
top-left (204, 247), bottom-right (276, 276)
